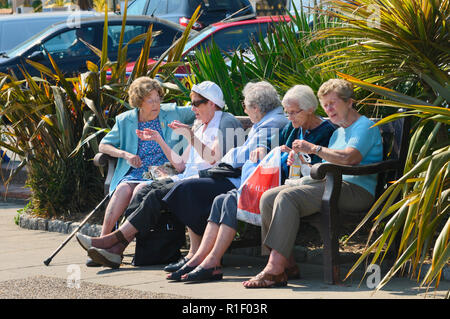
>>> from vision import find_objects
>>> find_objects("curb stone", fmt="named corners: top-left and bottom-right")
top-left (19, 213), bottom-right (102, 237)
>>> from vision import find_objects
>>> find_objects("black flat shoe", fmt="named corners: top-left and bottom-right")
top-left (182, 266), bottom-right (223, 282)
top-left (166, 265), bottom-right (196, 281)
top-left (164, 256), bottom-right (190, 273)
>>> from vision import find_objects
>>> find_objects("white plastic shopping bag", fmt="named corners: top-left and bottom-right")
top-left (236, 147), bottom-right (282, 226)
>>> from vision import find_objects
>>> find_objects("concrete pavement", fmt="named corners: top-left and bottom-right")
top-left (1, 200), bottom-right (449, 300)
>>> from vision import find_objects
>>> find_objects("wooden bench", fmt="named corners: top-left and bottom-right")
top-left (93, 113), bottom-right (410, 284)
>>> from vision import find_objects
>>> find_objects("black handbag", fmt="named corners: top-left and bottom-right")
top-left (198, 162), bottom-right (242, 179)
top-left (132, 212), bottom-right (186, 266)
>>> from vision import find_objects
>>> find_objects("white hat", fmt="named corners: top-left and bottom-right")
top-left (191, 81), bottom-right (225, 109)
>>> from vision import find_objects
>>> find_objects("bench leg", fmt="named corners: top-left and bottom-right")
top-left (322, 229), bottom-right (341, 285)
top-left (320, 172), bottom-right (341, 285)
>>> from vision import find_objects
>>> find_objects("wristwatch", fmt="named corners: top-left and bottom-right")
top-left (314, 145), bottom-right (322, 154)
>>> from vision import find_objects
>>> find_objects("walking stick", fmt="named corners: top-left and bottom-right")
top-left (43, 193), bottom-right (111, 266)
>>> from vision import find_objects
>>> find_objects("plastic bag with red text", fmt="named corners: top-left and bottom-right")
top-left (236, 147), bottom-right (281, 226)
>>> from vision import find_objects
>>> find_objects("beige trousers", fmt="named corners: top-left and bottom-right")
top-left (259, 176), bottom-right (374, 258)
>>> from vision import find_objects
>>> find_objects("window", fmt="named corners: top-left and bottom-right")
top-left (205, 0), bottom-right (249, 12)
top-left (202, 23), bottom-right (269, 53)
top-left (107, 23), bottom-right (180, 58)
top-left (167, 0), bottom-right (182, 11)
top-left (146, 0), bottom-right (168, 15)
top-left (42, 26), bottom-right (97, 58)
top-left (107, 24), bottom-right (148, 52)
top-left (127, 0), bottom-right (147, 15)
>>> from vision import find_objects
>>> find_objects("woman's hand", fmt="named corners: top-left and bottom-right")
top-left (168, 120), bottom-right (194, 143)
top-left (291, 139), bottom-right (316, 155)
top-left (136, 128), bottom-right (163, 144)
top-left (124, 153), bottom-right (142, 168)
top-left (280, 145), bottom-right (292, 153)
top-left (287, 149), bottom-right (310, 166)
top-left (287, 150), bottom-right (296, 166)
top-left (250, 146), bottom-right (267, 162)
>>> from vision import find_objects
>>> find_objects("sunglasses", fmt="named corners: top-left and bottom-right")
top-left (192, 99), bottom-right (208, 107)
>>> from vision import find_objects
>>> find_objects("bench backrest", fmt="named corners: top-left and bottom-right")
top-left (373, 116), bottom-right (411, 197)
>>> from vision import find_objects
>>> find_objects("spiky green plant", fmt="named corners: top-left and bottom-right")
top-left (315, 0), bottom-right (449, 95)
top-left (340, 73), bottom-right (449, 293)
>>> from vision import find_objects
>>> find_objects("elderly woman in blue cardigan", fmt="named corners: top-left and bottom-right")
top-left (92, 77), bottom-right (194, 266)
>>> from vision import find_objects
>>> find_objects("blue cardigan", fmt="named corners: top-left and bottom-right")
top-left (101, 103), bottom-right (195, 193)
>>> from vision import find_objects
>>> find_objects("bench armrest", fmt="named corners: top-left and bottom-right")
top-left (309, 159), bottom-right (401, 219)
top-left (310, 159), bottom-right (401, 180)
top-left (93, 153), bottom-right (117, 195)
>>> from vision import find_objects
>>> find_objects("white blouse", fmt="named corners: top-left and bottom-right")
top-left (171, 111), bottom-right (223, 181)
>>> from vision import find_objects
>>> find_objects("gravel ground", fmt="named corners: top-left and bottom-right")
top-left (0, 276), bottom-right (189, 299)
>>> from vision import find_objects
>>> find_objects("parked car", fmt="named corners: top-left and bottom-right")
top-left (126, 0), bottom-right (255, 30)
top-left (123, 15), bottom-right (291, 78)
top-left (182, 15), bottom-right (291, 56)
top-left (0, 11), bottom-right (100, 53)
top-left (0, 15), bottom-right (196, 79)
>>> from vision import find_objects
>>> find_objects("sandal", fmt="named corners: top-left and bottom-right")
top-left (243, 271), bottom-right (288, 289)
top-left (182, 266), bottom-right (223, 282)
top-left (285, 264), bottom-right (301, 280)
top-left (166, 265), bottom-right (196, 281)
top-left (164, 256), bottom-right (190, 273)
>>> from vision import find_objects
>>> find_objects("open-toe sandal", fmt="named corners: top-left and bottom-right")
top-left (166, 265), bottom-right (196, 281)
top-left (182, 266), bottom-right (223, 282)
top-left (244, 271), bottom-right (288, 289)
top-left (164, 256), bottom-right (190, 273)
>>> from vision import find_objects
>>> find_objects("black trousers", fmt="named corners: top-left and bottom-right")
top-left (124, 178), bottom-right (175, 236)
top-left (162, 177), bottom-right (235, 236)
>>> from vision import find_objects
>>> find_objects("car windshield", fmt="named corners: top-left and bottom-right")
top-left (183, 26), bottom-right (215, 53)
top-left (127, 0), bottom-right (146, 15)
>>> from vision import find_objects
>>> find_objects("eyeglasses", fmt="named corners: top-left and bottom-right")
top-left (285, 109), bottom-right (303, 117)
top-left (192, 99), bottom-right (208, 107)
top-left (143, 97), bottom-right (160, 105)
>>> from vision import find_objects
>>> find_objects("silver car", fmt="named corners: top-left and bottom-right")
top-left (0, 11), bottom-right (100, 53)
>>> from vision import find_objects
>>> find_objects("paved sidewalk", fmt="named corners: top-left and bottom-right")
top-left (1, 200), bottom-right (449, 300)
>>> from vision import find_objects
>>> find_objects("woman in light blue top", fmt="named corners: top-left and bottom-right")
top-left (97, 77), bottom-right (195, 246)
top-left (243, 79), bottom-right (383, 288)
